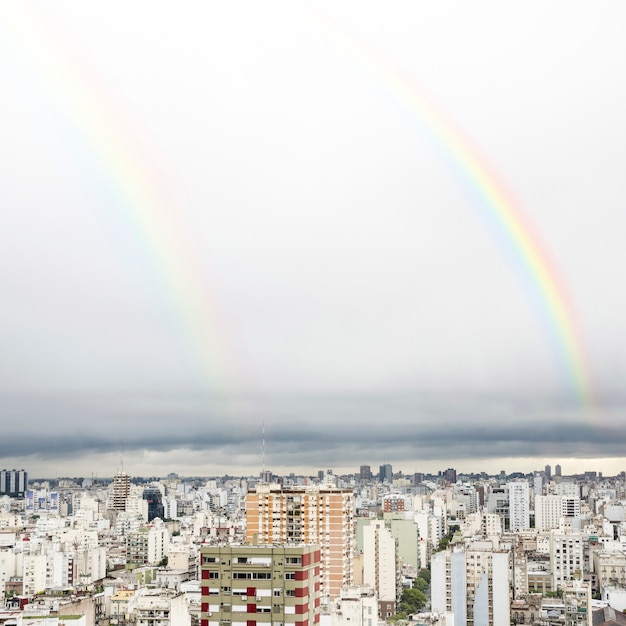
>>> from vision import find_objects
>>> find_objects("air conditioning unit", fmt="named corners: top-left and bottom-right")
top-left (256, 596), bottom-right (262, 601)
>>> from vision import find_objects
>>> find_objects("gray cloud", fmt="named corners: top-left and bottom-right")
top-left (1, 3), bottom-right (625, 476)
top-left (2, 391), bottom-right (624, 474)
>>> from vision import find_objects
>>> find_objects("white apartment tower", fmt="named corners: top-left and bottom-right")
top-left (431, 543), bottom-right (510, 626)
top-left (508, 482), bottom-right (530, 532)
top-left (246, 484), bottom-right (354, 602)
top-left (362, 520), bottom-right (398, 619)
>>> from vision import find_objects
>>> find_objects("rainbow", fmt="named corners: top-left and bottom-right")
top-left (309, 11), bottom-right (596, 408)
top-left (2, 4), bottom-right (238, 392)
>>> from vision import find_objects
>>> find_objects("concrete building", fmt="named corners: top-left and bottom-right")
top-left (593, 550), bottom-right (626, 591)
top-left (379, 465), bottom-right (393, 484)
top-left (536, 495), bottom-right (582, 531)
top-left (383, 495), bottom-right (405, 513)
top-left (126, 526), bottom-right (170, 566)
top-left (508, 482), bottom-right (530, 532)
top-left (110, 471), bottom-right (130, 511)
top-left (135, 589), bottom-right (191, 626)
top-left (431, 543), bottom-right (510, 626)
top-left (362, 520), bottom-right (398, 619)
top-left (562, 580), bottom-right (591, 626)
top-left (330, 586), bottom-right (377, 626)
top-left (389, 517), bottom-right (420, 571)
top-left (0, 470), bottom-right (27, 497)
top-left (550, 531), bottom-right (584, 589)
top-left (245, 485), bottom-right (354, 601)
top-left (199, 544), bottom-right (320, 626)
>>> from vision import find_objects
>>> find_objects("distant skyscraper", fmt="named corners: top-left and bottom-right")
top-left (379, 464), bottom-right (392, 483)
top-left (0, 469), bottom-right (27, 497)
top-left (555, 464), bottom-right (562, 477)
top-left (443, 468), bottom-right (457, 484)
top-left (110, 471), bottom-right (130, 511)
top-left (142, 487), bottom-right (164, 521)
top-left (359, 465), bottom-right (372, 480)
top-left (545, 464), bottom-right (552, 479)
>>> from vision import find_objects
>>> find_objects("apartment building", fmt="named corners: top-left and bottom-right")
top-left (110, 471), bottom-right (130, 511)
top-left (550, 531), bottom-right (584, 589)
top-left (362, 520), bottom-right (398, 618)
top-left (246, 485), bottom-right (354, 601)
top-left (508, 482), bottom-right (530, 532)
top-left (431, 543), bottom-right (510, 626)
top-left (199, 544), bottom-right (321, 626)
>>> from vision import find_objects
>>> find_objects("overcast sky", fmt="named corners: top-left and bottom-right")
top-left (1, 1), bottom-right (625, 479)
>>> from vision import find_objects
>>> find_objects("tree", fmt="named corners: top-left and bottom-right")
top-left (417, 568), bottom-right (431, 584)
top-left (398, 587), bottom-right (427, 615)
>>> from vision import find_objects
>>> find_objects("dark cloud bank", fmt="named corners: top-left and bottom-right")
top-left (2, 390), bottom-right (625, 473)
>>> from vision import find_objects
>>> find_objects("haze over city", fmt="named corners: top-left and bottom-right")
top-left (1, 2), bottom-right (625, 478)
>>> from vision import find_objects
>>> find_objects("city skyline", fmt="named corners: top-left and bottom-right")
top-left (2, 2), bottom-right (626, 478)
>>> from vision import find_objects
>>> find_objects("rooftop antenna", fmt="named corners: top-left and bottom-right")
top-left (120, 441), bottom-right (125, 474)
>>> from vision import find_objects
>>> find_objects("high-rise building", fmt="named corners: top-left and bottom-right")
top-left (246, 484), bottom-right (354, 601)
top-left (143, 487), bottom-right (165, 521)
top-left (508, 481), bottom-right (530, 532)
top-left (555, 464), bottom-right (562, 477)
top-left (362, 520), bottom-right (398, 619)
top-left (0, 469), bottom-right (28, 497)
top-left (110, 471), bottom-right (130, 511)
top-left (431, 544), bottom-right (509, 626)
top-left (359, 466), bottom-right (372, 481)
top-left (442, 468), bottom-right (457, 484)
top-left (544, 464), bottom-right (552, 479)
top-left (379, 465), bottom-right (392, 483)
top-left (199, 544), bottom-right (321, 626)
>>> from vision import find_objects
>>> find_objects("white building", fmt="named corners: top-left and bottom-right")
top-left (362, 520), bottom-right (397, 616)
top-left (550, 531), bottom-right (584, 589)
top-left (431, 543), bottom-right (510, 626)
top-left (509, 482), bottom-right (530, 532)
top-left (330, 586), bottom-right (378, 626)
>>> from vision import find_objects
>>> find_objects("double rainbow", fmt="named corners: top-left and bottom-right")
top-left (4, 5), bottom-right (596, 407)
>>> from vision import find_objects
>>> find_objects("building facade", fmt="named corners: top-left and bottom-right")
top-left (199, 544), bottom-right (321, 626)
top-left (0, 470), bottom-right (27, 497)
top-left (245, 485), bottom-right (354, 601)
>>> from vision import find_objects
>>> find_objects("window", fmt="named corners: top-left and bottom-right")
top-left (203, 556), bottom-right (220, 564)
top-left (207, 572), bottom-right (219, 579)
top-left (285, 573), bottom-right (295, 580)
top-left (273, 589), bottom-right (281, 597)
top-left (285, 590), bottom-right (295, 597)
top-left (286, 557), bottom-right (301, 564)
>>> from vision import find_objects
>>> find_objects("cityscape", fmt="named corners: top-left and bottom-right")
top-left (1, 462), bottom-right (626, 625)
top-left (2, 2), bottom-right (626, 626)
top-left (0, 463), bottom-right (626, 626)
